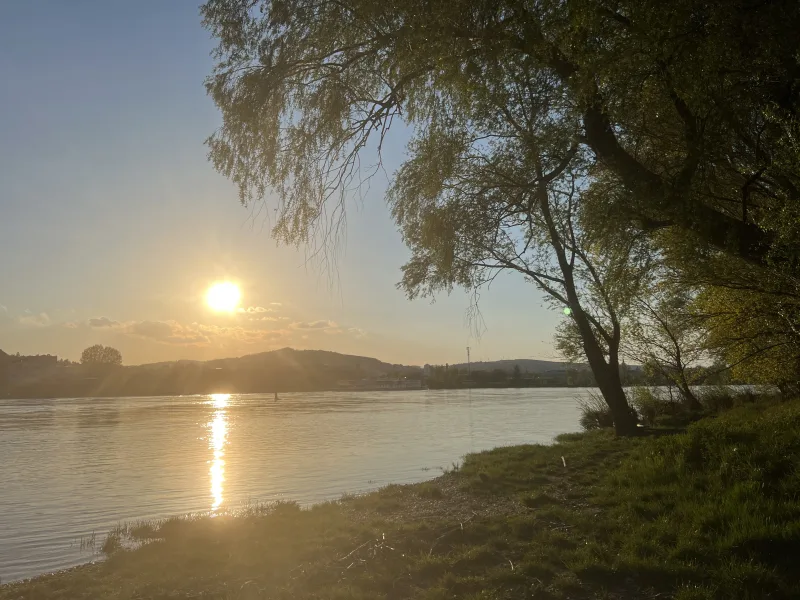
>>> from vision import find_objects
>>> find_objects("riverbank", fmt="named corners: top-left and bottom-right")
top-left (3, 399), bottom-right (799, 600)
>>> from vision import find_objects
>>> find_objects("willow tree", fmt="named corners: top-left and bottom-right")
top-left (694, 279), bottom-right (800, 394)
top-left (388, 103), bottom-right (651, 433)
top-left (201, 0), bottom-right (800, 428)
top-left (623, 279), bottom-right (705, 410)
top-left (202, 0), bottom-right (800, 267)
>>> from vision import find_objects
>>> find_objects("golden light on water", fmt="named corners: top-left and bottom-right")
top-left (210, 393), bottom-right (230, 409)
top-left (207, 394), bottom-right (230, 512)
top-left (206, 282), bottom-right (241, 313)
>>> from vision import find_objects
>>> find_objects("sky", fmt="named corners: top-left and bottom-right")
top-left (0, 2), bottom-right (563, 367)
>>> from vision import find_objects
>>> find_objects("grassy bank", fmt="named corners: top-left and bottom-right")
top-left (3, 400), bottom-right (800, 600)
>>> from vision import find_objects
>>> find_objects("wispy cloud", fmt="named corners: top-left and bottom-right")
top-left (87, 316), bottom-right (121, 328)
top-left (18, 311), bottom-right (50, 327)
top-left (193, 323), bottom-right (290, 345)
top-left (237, 306), bottom-right (275, 315)
top-left (78, 316), bottom-right (294, 347)
top-left (126, 320), bottom-right (210, 345)
top-left (323, 326), bottom-right (367, 337)
top-left (292, 320), bottom-right (338, 330)
top-left (35, 311), bottom-right (363, 351)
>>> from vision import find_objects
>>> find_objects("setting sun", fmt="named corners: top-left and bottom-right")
top-left (206, 282), bottom-right (241, 313)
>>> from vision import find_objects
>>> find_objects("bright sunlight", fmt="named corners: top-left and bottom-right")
top-left (206, 282), bottom-right (241, 313)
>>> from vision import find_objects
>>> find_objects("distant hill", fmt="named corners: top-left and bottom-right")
top-left (142, 347), bottom-right (410, 375)
top-left (204, 347), bottom-right (404, 373)
top-left (449, 359), bottom-right (590, 373)
top-left (2, 347), bottom-right (421, 399)
top-left (1, 347), bottom-right (646, 399)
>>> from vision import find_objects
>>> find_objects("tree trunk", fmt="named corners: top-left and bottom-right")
top-left (535, 183), bottom-right (637, 435)
top-left (678, 382), bottom-right (703, 412)
top-left (571, 307), bottom-right (637, 435)
top-left (593, 360), bottom-right (638, 436)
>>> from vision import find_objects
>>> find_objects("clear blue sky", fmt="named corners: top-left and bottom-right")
top-left (0, 1), bottom-right (562, 366)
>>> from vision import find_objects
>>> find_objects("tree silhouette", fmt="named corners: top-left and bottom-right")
top-left (80, 345), bottom-right (122, 366)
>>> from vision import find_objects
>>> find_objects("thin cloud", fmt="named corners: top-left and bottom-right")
top-left (237, 306), bottom-right (275, 315)
top-left (292, 320), bottom-right (337, 330)
top-left (88, 317), bottom-right (122, 328)
top-left (324, 326), bottom-right (367, 337)
top-left (193, 322), bottom-right (291, 344)
top-left (67, 313), bottom-right (347, 348)
top-left (126, 320), bottom-right (210, 346)
top-left (18, 312), bottom-right (50, 327)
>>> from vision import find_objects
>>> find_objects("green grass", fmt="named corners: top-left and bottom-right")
top-left (4, 400), bottom-right (800, 599)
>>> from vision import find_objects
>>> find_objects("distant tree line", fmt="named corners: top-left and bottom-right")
top-left (425, 362), bottom-right (737, 390)
top-left (0, 348), bottom-right (423, 399)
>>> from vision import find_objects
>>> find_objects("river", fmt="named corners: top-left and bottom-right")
top-left (0, 388), bottom-right (587, 582)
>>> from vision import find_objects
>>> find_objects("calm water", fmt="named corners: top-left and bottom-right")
top-left (0, 389), bottom-right (585, 582)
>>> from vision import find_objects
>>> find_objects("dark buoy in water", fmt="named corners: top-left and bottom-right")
top-left (274, 391), bottom-right (279, 402)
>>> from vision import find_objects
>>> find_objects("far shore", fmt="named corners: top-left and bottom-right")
top-left (2, 384), bottom-right (591, 401)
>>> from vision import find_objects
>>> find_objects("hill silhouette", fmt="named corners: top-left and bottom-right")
top-left (1, 347), bottom-right (423, 398)
top-left (0, 347), bottom-right (592, 398)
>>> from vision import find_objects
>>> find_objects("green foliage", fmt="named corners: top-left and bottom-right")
top-left (200, 0), bottom-right (800, 433)
top-left (694, 285), bottom-right (800, 387)
top-left (628, 387), bottom-right (677, 427)
top-left (698, 386), bottom-right (736, 413)
top-left (578, 392), bottom-right (616, 430)
top-left (100, 532), bottom-right (122, 555)
top-left (202, 0), bottom-right (800, 273)
top-left (624, 273), bottom-right (707, 407)
top-left (80, 344), bottom-right (122, 366)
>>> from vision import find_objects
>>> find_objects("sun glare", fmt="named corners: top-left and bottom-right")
top-left (206, 282), bottom-right (241, 313)
top-left (208, 404), bottom-right (227, 512)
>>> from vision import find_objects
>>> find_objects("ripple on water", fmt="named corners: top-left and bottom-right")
top-left (0, 389), bottom-right (585, 582)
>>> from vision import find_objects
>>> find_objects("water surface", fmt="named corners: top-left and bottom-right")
top-left (0, 389), bottom-right (585, 582)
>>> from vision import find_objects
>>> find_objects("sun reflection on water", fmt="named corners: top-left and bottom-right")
top-left (207, 394), bottom-right (230, 512)
top-left (210, 393), bottom-right (230, 409)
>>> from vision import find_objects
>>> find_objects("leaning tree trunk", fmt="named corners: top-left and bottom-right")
top-left (677, 381), bottom-right (703, 412)
top-left (536, 183), bottom-right (637, 435)
top-left (572, 309), bottom-right (638, 436)
top-left (592, 358), bottom-right (638, 436)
